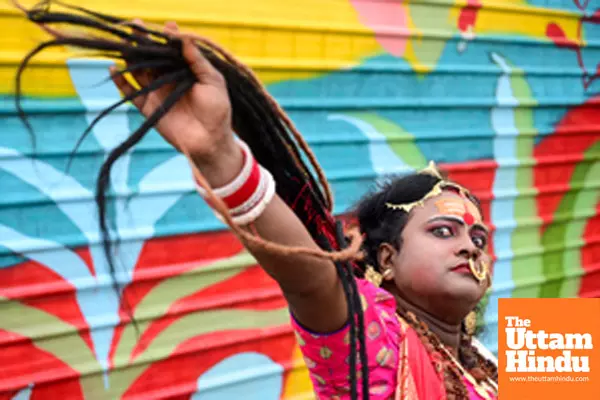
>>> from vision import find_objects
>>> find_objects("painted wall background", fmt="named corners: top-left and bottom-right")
top-left (0, 0), bottom-right (599, 398)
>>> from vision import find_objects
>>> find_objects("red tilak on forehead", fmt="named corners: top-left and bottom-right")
top-left (463, 211), bottom-right (475, 226)
top-left (434, 196), bottom-right (479, 226)
top-left (439, 186), bottom-right (480, 226)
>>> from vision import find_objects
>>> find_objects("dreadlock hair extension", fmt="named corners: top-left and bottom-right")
top-left (322, 223), bottom-right (359, 399)
top-left (15, 1), bottom-right (370, 397)
top-left (354, 172), bottom-right (498, 398)
top-left (335, 221), bottom-right (370, 398)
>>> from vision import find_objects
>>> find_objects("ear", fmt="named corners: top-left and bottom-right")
top-left (377, 242), bottom-right (397, 280)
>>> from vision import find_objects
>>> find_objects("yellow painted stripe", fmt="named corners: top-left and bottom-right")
top-left (0, 0), bottom-right (381, 96)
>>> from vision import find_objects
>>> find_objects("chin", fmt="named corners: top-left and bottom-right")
top-left (444, 277), bottom-right (485, 305)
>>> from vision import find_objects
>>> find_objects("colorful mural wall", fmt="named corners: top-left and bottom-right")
top-left (1, 0), bottom-right (599, 398)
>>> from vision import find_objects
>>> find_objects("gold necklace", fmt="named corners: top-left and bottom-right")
top-left (396, 313), bottom-right (498, 399)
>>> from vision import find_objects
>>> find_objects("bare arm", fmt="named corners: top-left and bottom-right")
top-left (195, 147), bottom-right (349, 333)
top-left (111, 22), bottom-right (348, 333)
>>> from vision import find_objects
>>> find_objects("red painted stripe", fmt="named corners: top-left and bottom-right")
top-left (0, 330), bottom-right (83, 397)
top-left (534, 96), bottom-right (600, 233)
top-left (0, 263), bottom-right (94, 352)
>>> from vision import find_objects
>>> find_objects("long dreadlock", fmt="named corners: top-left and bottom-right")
top-left (14, 1), bottom-right (370, 398)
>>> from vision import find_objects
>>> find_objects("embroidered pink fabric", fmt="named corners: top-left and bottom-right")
top-left (290, 278), bottom-right (496, 399)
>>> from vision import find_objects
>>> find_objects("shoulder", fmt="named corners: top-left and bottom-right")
top-left (290, 278), bottom-right (402, 397)
top-left (291, 278), bottom-right (400, 343)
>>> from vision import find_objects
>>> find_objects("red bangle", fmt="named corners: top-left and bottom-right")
top-left (191, 140), bottom-right (276, 225)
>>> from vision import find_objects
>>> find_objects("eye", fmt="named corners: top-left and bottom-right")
top-left (431, 226), bottom-right (453, 238)
top-left (472, 235), bottom-right (487, 249)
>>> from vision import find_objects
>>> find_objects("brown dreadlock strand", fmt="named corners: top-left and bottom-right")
top-left (14, 1), bottom-right (370, 398)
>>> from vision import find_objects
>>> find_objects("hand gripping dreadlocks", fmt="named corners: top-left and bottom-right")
top-left (15, 2), bottom-right (499, 398)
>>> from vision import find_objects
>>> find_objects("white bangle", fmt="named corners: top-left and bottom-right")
top-left (191, 140), bottom-right (277, 226)
top-left (193, 140), bottom-right (253, 198)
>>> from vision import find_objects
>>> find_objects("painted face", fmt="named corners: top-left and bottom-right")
top-left (385, 191), bottom-right (491, 323)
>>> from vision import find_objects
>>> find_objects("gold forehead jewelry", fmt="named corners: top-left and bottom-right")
top-left (385, 181), bottom-right (444, 213)
top-left (419, 160), bottom-right (443, 179)
top-left (385, 161), bottom-right (472, 213)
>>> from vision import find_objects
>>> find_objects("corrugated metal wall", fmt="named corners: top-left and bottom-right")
top-left (1, 0), bottom-right (598, 398)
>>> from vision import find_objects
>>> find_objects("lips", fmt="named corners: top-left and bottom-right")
top-left (451, 263), bottom-right (472, 274)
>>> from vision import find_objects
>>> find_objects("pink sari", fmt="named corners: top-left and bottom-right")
top-left (291, 278), bottom-right (497, 399)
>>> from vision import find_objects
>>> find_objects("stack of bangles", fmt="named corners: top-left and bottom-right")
top-left (191, 140), bottom-right (277, 226)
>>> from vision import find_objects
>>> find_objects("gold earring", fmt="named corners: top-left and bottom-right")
top-left (465, 311), bottom-right (477, 336)
top-left (365, 265), bottom-right (383, 287)
top-left (382, 269), bottom-right (393, 281)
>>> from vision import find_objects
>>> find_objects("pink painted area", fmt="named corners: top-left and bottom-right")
top-left (350, 0), bottom-right (409, 57)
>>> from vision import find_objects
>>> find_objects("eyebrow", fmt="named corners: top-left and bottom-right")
top-left (426, 215), bottom-right (489, 235)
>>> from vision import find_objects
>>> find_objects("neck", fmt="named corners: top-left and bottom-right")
top-left (393, 293), bottom-right (462, 354)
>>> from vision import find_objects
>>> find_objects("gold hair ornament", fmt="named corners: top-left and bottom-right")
top-left (385, 181), bottom-right (444, 213)
top-left (419, 160), bottom-right (443, 179)
top-left (385, 161), bottom-right (471, 213)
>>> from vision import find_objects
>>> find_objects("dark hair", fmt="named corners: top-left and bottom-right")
top-left (353, 172), bottom-right (498, 398)
top-left (15, 1), bottom-right (369, 398)
top-left (356, 173), bottom-right (442, 269)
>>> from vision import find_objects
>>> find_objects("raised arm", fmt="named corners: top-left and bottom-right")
top-left (110, 22), bottom-right (348, 333)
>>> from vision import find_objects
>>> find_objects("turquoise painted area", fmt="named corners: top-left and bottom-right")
top-left (194, 353), bottom-right (283, 399)
top-left (0, 144), bottom-right (120, 382)
top-left (267, 53), bottom-right (496, 164)
top-left (125, 110), bottom-right (184, 186)
top-left (0, 169), bottom-right (88, 258)
top-left (268, 35), bottom-right (594, 151)
top-left (526, 0), bottom-right (587, 13)
top-left (10, 384), bottom-right (33, 400)
top-left (0, 244), bottom-right (25, 267)
top-left (582, 20), bottom-right (600, 93)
